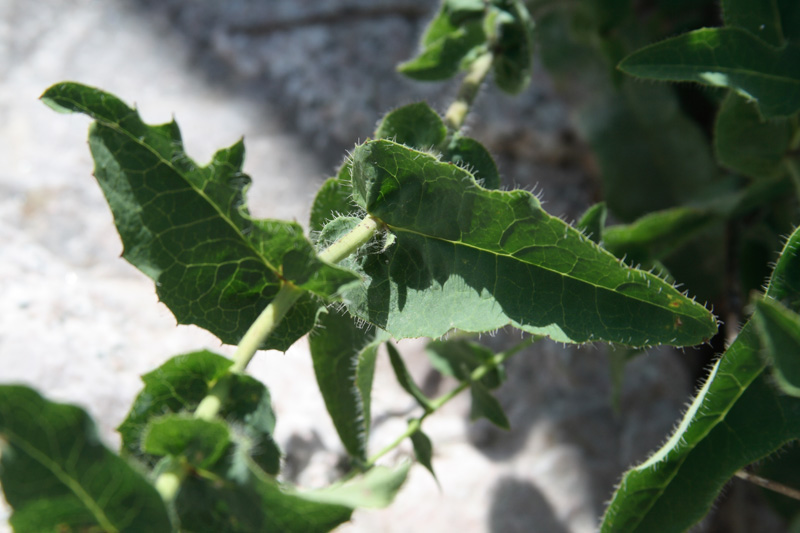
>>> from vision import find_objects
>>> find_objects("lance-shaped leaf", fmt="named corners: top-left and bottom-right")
top-left (119, 351), bottom-right (281, 475)
top-left (309, 307), bottom-right (388, 462)
top-left (41, 82), bottom-right (357, 350)
top-left (344, 139), bottom-right (716, 346)
top-left (0, 385), bottom-right (172, 533)
top-left (470, 381), bottom-right (511, 430)
top-left (601, 225), bottom-right (800, 532)
top-left (755, 297), bottom-right (800, 397)
top-left (386, 342), bottom-right (435, 412)
top-left (619, 28), bottom-right (800, 118)
top-left (722, 0), bottom-right (785, 47)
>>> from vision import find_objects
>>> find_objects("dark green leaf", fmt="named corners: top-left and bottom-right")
top-left (578, 82), bottom-right (717, 221)
top-left (779, 0), bottom-right (800, 43)
top-left (469, 381), bottom-right (510, 429)
top-left (722, 0), bottom-right (785, 46)
top-left (309, 175), bottom-right (354, 233)
top-left (755, 297), bottom-right (800, 397)
top-left (375, 102), bottom-right (447, 148)
top-left (309, 307), bottom-right (388, 461)
top-left (0, 386), bottom-right (172, 532)
top-left (398, 7), bottom-right (487, 81)
top-left (601, 225), bottom-right (800, 532)
top-left (619, 28), bottom-right (800, 118)
top-left (410, 429), bottom-right (437, 480)
top-left (143, 415), bottom-right (230, 469)
top-left (443, 134), bottom-right (501, 190)
top-left (488, 1), bottom-right (536, 94)
top-left (576, 202), bottom-right (607, 245)
top-left (386, 342), bottom-right (435, 411)
top-left (346, 139), bottom-right (717, 347)
top-left (41, 82), bottom-right (357, 350)
top-left (425, 338), bottom-right (505, 389)
top-left (715, 92), bottom-right (794, 180)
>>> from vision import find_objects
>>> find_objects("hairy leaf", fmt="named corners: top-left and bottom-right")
top-left (344, 139), bottom-right (717, 346)
top-left (375, 102), bottom-right (447, 148)
top-left (41, 82), bottom-right (357, 350)
top-left (714, 92), bottom-right (794, 180)
top-left (755, 297), bottom-right (800, 397)
top-left (601, 225), bottom-right (800, 532)
top-left (443, 134), bottom-right (501, 189)
top-left (577, 202), bottom-right (607, 245)
top-left (309, 307), bottom-right (388, 461)
top-left (143, 415), bottom-right (231, 469)
top-left (0, 386), bottom-right (171, 532)
top-left (619, 28), bottom-right (800, 118)
top-left (119, 351), bottom-right (280, 475)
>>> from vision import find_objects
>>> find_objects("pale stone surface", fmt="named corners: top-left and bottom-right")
top-left (1, 1), bottom-right (703, 531)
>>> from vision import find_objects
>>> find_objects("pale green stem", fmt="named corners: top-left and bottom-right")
top-left (155, 214), bottom-right (381, 501)
top-left (363, 336), bottom-right (540, 468)
top-left (443, 52), bottom-right (494, 132)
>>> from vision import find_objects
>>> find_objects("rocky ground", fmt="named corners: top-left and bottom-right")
top-left (0, 1), bottom-right (781, 531)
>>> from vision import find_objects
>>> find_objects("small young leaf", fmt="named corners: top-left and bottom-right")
top-left (426, 338), bottom-right (505, 389)
top-left (143, 415), bottom-right (231, 469)
top-left (41, 82), bottom-right (358, 350)
top-left (469, 381), bottom-right (511, 430)
top-left (309, 307), bottom-right (388, 462)
top-left (443, 134), bottom-right (501, 189)
top-left (488, 0), bottom-right (536, 94)
top-left (722, 0), bottom-right (785, 46)
top-left (715, 92), bottom-right (794, 180)
top-left (601, 225), bottom-right (800, 532)
top-left (398, 6), bottom-right (487, 81)
top-left (0, 386), bottom-right (172, 532)
top-left (619, 28), bottom-right (800, 118)
top-left (755, 297), bottom-right (800, 397)
top-left (386, 342), bottom-right (435, 412)
top-left (347, 139), bottom-right (717, 347)
top-left (410, 428), bottom-right (437, 480)
top-left (375, 102), bottom-right (447, 148)
top-left (309, 174), bottom-right (354, 233)
top-left (576, 202), bottom-right (607, 245)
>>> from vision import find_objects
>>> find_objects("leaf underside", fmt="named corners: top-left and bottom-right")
top-left (338, 139), bottom-right (716, 347)
top-left (41, 82), bottom-right (357, 350)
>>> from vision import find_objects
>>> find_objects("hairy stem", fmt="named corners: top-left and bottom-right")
top-left (155, 214), bottom-right (380, 501)
top-left (363, 336), bottom-right (539, 468)
top-left (443, 52), bottom-right (494, 132)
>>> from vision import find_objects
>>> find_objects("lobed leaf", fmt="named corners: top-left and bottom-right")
top-left (601, 225), bottom-right (800, 532)
top-left (309, 307), bottom-right (388, 462)
top-left (619, 27), bottom-right (800, 118)
top-left (41, 82), bottom-right (357, 350)
top-left (344, 139), bottom-right (717, 346)
top-left (0, 386), bottom-right (172, 532)
top-left (755, 297), bottom-right (800, 397)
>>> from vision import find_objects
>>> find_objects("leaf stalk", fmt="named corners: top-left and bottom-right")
top-left (443, 52), bottom-right (494, 132)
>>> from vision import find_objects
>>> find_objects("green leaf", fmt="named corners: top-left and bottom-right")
top-left (714, 92), bottom-right (794, 180)
top-left (603, 207), bottom-right (718, 264)
top-left (779, 0), bottom-right (800, 43)
top-left (619, 28), bottom-right (800, 118)
top-left (118, 351), bottom-right (281, 475)
top-left (410, 429), bottom-right (437, 480)
top-left (309, 307), bottom-right (388, 462)
top-left (469, 381), bottom-right (510, 430)
top-left (755, 297), bottom-right (800, 397)
top-left (578, 82), bottom-right (717, 221)
top-left (426, 338), bottom-right (505, 389)
top-left (398, 6), bottom-right (487, 81)
top-left (576, 202), bottom-right (607, 245)
top-left (41, 82), bottom-right (357, 350)
top-left (601, 225), bottom-right (800, 532)
top-left (143, 415), bottom-right (230, 469)
top-left (443, 134), bottom-right (501, 190)
top-left (345, 139), bottom-right (717, 347)
top-left (722, 0), bottom-right (785, 46)
top-left (0, 386), bottom-right (172, 533)
top-left (386, 342), bottom-right (435, 411)
top-left (375, 102), bottom-right (447, 148)
top-left (488, 0), bottom-right (536, 94)
top-left (309, 173), bottom-right (354, 234)
top-left (300, 462), bottom-right (411, 509)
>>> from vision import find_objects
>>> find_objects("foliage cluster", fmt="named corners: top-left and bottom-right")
top-left (3, 0), bottom-right (800, 531)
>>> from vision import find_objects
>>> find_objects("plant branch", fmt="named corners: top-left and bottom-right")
top-left (363, 335), bottom-right (539, 468)
top-left (443, 52), bottom-right (494, 132)
top-left (735, 469), bottom-right (800, 501)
